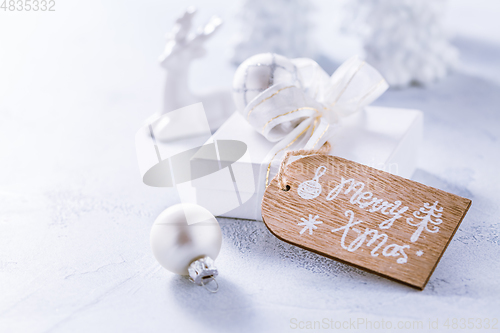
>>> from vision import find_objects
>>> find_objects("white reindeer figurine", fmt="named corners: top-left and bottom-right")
top-left (158, 7), bottom-right (234, 135)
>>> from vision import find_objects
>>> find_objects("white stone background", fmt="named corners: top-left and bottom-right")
top-left (0, 1), bottom-right (499, 332)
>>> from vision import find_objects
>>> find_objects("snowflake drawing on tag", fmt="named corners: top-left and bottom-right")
top-left (298, 214), bottom-right (323, 235)
top-left (416, 250), bottom-right (424, 257)
top-left (297, 166), bottom-right (326, 199)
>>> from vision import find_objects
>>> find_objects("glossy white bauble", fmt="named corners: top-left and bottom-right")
top-left (232, 53), bottom-right (301, 112)
top-left (150, 203), bottom-right (222, 275)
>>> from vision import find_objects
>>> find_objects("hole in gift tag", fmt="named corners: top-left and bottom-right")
top-left (282, 185), bottom-right (291, 191)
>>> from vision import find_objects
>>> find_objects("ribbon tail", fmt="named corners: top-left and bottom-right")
top-left (303, 117), bottom-right (335, 150)
top-left (259, 119), bottom-right (313, 187)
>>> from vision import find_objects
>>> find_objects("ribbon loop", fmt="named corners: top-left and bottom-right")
top-left (245, 82), bottom-right (323, 143)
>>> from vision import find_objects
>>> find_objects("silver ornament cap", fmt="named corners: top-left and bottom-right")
top-left (188, 256), bottom-right (218, 286)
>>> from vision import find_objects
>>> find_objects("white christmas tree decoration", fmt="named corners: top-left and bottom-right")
top-left (407, 201), bottom-right (443, 243)
top-left (298, 214), bottom-right (323, 235)
top-left (344, 0), bottom-right (458, 87)
top-left (231, 0), bottom-right (314, 65)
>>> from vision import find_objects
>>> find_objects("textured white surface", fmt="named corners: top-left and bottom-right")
top-left (0, 1), bottom-right (499, 332)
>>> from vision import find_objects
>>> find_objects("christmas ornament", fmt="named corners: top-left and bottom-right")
top-left (262, 154), bottom-right (471, 290)
top-left (297, 165), bottom-right (326, 200)
top-left (150, 203), bottom-right (222, 292)
top-left (232, 53), bottom-right (302, 113)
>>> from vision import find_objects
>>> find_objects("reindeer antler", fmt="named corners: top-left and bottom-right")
top-left (159, 7), bottom-right (222, 67)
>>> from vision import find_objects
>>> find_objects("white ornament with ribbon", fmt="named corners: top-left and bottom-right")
top-left (232, 53), bottom-right (389, 218)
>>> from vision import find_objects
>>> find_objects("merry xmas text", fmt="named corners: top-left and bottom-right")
top-left (326, 177), bottom-right (412, 264)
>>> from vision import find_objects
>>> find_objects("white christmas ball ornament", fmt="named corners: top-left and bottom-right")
top-left (150, 203), bottom-right (222, 286)
top-left (232, 53), bottom-right (301, 112)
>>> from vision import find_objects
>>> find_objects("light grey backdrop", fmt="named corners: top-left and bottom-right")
top-left (0, 1), bottom-right (499, 332)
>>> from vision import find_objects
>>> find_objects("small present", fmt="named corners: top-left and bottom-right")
top-left (190, 54), bottom-right (423, 221)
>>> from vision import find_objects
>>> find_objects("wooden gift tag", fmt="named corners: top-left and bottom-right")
top-left (261, 155), bottom-right (471, 290)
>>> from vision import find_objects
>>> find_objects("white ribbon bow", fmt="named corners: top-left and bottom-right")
top-left (240, 55), bottom-right (389, 187)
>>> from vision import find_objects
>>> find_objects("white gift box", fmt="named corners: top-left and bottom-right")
top-left (191, 106), bottom-right (423, 221)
